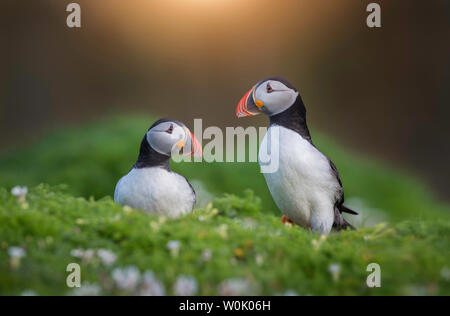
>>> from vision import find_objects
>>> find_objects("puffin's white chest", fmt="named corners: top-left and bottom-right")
top-left (259, 125), bottom-right (338, 229)
top-left (114, 167), bottom-right (195, 218)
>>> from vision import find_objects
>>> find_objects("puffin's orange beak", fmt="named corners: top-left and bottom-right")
top-left (189, 131), bottom-right (202, 158)
top-left (176, 128), bottom-right (202, 158)
top-left (236, 86), bottom-right (264, 118)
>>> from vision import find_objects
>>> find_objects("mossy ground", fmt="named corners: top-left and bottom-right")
top-left (0, 115), bottom-right (449, 295)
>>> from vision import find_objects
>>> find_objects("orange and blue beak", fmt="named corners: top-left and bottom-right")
top-left (236, 85), bottom-right (264, 118)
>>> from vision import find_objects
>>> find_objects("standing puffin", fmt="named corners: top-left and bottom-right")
top-left (236, 77), bottom-right (357, 234)
top-left (114, 119), bottom-right (202, 218)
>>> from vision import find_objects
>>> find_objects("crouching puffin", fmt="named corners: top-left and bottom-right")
top-left (236, 77), bottom-right (357, 234)
top-left (114, 119), bottom-right (202, 218)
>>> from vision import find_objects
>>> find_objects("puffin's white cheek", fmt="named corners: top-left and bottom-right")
top-left (148, 133), bottom-right (173, 156)
top-left (279, 94), bottom-right (293, 106)
top-left (264, 95), bottom-right (284, 113)
top-left (266, 91), bottom-right (298, 116)
top-left (272, 92), bottom-right (289, 104)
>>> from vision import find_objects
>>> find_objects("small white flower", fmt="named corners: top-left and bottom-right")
top-left (328, 263), bottom-right (341, 281)
top-left (97, 249), bottom-right (117, 266)
top-left (149, 221), bottom-right (161, 232)
top-left (216, 224), bottom-right (228, 239)
top-left (21, 290), bottom-right (37, 296)
top-left (218, 278), bottom-right (260, 296)
top-left (123, 205), bottom-right (133, 214)
top-left (311, 235), bottom-right (328, 250)
top-left (70, 249), bottom-right (85, 258)
top-left (173, 276), bottom-right (198, 296)
top-left (8, 246), bottom-right (26, 259)
top-left (167, 240), bottom-right (181, 257)
top-left (158, 217), bottom-right (167, 224)
top-left (71, 248), bottom-right (117, 266)
top-left (139, 271), bottom-right (165, 296)
top-left (328, 263), bottom-right (341, 273)
top-left (167, 240), bottom-right (181, 250)
top-left (11, 186), bottom-right (28, 198)
top-left (11, 186), bottom-right (28, 208)
top-left (71, 282), bottom-right (101, 296)
top-left (255, 254), bottom-right (264, 266)
top-left (201, 249), bottom-right (212, 262)
top-left (83, 249), bottom-right (96, 262)
top-left (241, 218), bottom-right (257, 230)
top-left (283, 290), bottom-right (300, 296)
top-left (112, 266), bottom-right (141, 291)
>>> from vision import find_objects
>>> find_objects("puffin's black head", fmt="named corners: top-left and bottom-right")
top-left (236, 76), bottom-right (300, 118)
top-left (135, 118), bottom-right (202, 169)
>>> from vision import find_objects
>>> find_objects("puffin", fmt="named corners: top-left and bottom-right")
top-left (114, 118), bottom-right (202, 218)
top-left (236, 77), bottom-right (357, 234)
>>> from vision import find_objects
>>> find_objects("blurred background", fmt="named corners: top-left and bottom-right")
top-left (1, 0), bottom-right (449, 200)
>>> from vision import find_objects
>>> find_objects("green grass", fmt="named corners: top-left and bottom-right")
top-left (1, 185), bottom-right (449, 295)
top-left (0, 115), bottom-right (447, 221)
top-left (0, 114), bottom-right (449, 295)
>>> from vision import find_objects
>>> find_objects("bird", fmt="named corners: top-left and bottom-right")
top-left (236, 76), bottom-right (357, 234)
top-left (114, 118), bottom-right (202, 218)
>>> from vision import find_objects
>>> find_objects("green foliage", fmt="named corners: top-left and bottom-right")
top-left (213, 189), bottom-right (262, 218)
top-left (0, 185), bottom-right (449, 296)
top-left (0, 115), bottom-right (448, 221)
top-left (0, 114), bottom-right (449, 295)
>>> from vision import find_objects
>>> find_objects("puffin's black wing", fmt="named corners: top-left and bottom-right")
top-left (327, 159), bottom-right (358, 231)
top-left (329, 159), bottom-right (343, 187)
top-left (307, 142), bottom-right (359, 218)
top-left (329, 159), bottom-right (358, 215)
top-left (179, 173), bottom-right (196, 210)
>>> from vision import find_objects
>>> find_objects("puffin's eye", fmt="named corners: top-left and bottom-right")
top-left (166, 124), bottom-right (174, 134)
top-left (266, 83), bottom-right (273, 93)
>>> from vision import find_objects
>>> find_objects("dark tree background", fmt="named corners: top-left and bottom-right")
top-left (1, 0), bottom-right (449, 199)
